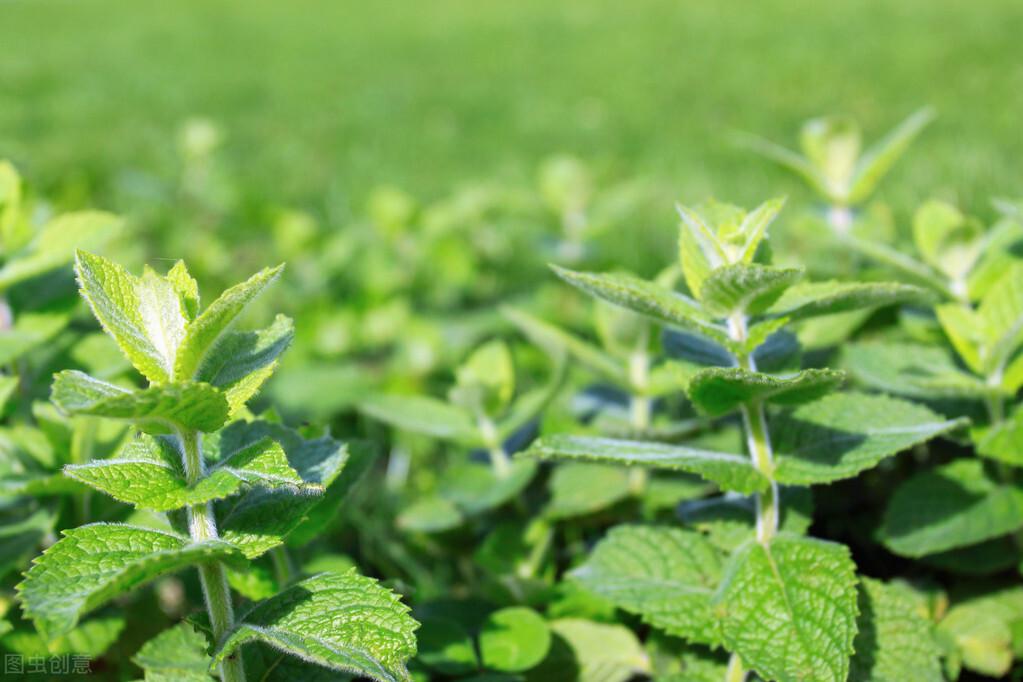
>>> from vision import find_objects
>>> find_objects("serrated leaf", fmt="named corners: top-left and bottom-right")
top-left (842, 341), bottom-right (993, 399)
top-left (848, 108), bottom-right (934, 204)
top-left (132, 622), bottom-right (214, 682)
top-left (880, 459), bottom-right (1023, 557)
top-left (772, 392), bottom-right (965, 485)
top-left (359, 393), bottom-right (478, 445)
top-left (700, 264), bottom-right (803, 317)
top-left (501, 305), bottom-right (624, 383)
top-left (687, 367), bottom-right (844, 417)
top-left (849, 578), bottom-right (943, 682)
top-left (766, 280), bottom-right (931, 320)
top-left (570, 525), bottom-right (724, 645)
top-left (65, 434), bottom-right (306, 512)
top-left (522, 435), bottom-right (767, 494)
top-left (712, 534), bottom-right (858, 682)
top-left (551, 266), bottom-right (728, 345)
top-left (51, 370), bottom-right (229, 433)
top-left (75, 251), bottom-right (184, 384)
top-left (17, 523), bottom-right (244, 639)
top-left (212, 570), bottom-right (418, 682)
top-left (215, 421), bottom-right (349, 558)
top-left (195, 313), bottom-right (294, 418)
top-left (173, 264), bottom-right (283, 381)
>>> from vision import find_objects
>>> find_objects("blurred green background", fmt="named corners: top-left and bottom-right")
top-left (2, 0), bottom-right (1021, 218)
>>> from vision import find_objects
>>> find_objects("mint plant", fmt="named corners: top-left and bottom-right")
top-left (520, 198), bottom-right (966, 680)
top-left (15, 252), bottom-right (418, 681)
top-left (739, 109), bottom-right (933, 232)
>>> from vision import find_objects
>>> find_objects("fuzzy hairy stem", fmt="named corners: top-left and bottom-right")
top-left (178, 429), bottom-right (245, 682)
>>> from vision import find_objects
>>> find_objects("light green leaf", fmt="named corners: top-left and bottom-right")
top-left (713, 534), bottom-right (858, 682)
top-left (397, 496), bottom-right (464, 533)
top-left (935, 303), bottom-right (983, 372)
top-left (0, 304), bottom-right (73, 365)
top-left (542, 618), bottom-right (651, 682)
top-left (676, 203), bottom-right (727, 298)
top-left (132, 622), bottom-right (214, 682)
top-left (687, 367), bottom-right (845, 417)
top-left (359, 393), bottom-right (478, 445)
top-left (839, 233), bottom-right (954, 298)
top-left (450, 340), bottom-right (515, 416)
top-left (522, 435), bottom-right (767, 494)
top-left (166, 260), bottom-right (200, 321)
top-left (439, 460), bottom-right (537, 515)
top-left (734, 132), bottom-right (828, 199)
top-left (937, 587), bottom-right (1023, 679)
top-left (849, 578), bottom-right (943, 682)
top-left (880, 459), bottom-right (1023, 557)
top-left (849, 108), bottom-right (935, 204)
top-left (801, 116), bottom-right (860, 198)
top-left (0, 212), bottom-right (122, 290)
top-left (977, 407), bottom-right (1023, 465)
top-left (65, 434), bottom-right (307, 512)
top-left (736, 196), bottom-right (787, 263)
top-left (17, 523), bottom-right (244, 639)
top-left (773, 392), bottom-right (966, 485)
top-left (194, 313), bottom-right (294, 418)
top-left (544, 463), bottom-right (633, 520)
top-left (173, 264), bottom-right (283, 381)
top-left (416, 616), bottom-right (478, 675)
top-left (51, 370), bottom-right (229, 433)
top-left (911, 199), bottom-right (983, 283)
top-left (479, 607), bottom-right (551, 673)
top-left (550, 266), bottom-right (728, 345)
top-left (75, 251), bottom-right (179, 384)
top-left (700, 264), bottom-right (803, 317)
top-left (977, 261), bottom-right (1023, 375)
top-left (0, 508), bottom-right (55, 580)
top-left (842, 341), bottom-right (993, 399)
top-left (766, 280), bottom-right (931, 321)
top-left (570, 525), bottom-right (724, 645)
top-left (501, 305), bottom-right (624, 383)
top-left (212, 570), bottom-right (418, 682)
top-left (216, 421), bottom-right (349, 558)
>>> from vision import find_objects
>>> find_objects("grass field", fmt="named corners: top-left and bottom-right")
top-left (2, 0), bottom-right (1021, 221)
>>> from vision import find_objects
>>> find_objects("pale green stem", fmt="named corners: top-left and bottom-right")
top-left (270, 546), bottom-right (295, 587)
top-left (178, 429), bottom-right (245, 682)
top-left (725, 652), bottom-right (748, 682)
top-left (628, 345), bottom-right (652, 492)
top-left (478, 415), bottom-right (511, 478)
top-left (728, 314), bottom-right (779, 545)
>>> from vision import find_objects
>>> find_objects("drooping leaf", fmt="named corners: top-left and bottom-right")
top-left (699, 264), bottom-right (803, 317)
top-left (772, 392), bottom-right (966, 485)
top-left (570, 525), bottom-right (724, 645)
top-left (51, 370), bottom-right (229, 433)
top-left (687, 367), bottom-right (844, 417)
top-left (359, 393), bottom-right (479, 445)
top-left (766, 280), bottom-right (931, 321)
top-left (479, 607), bottom-right (551, 673)
top-left (17, 523), bottom-right (244, 639)
top-left (842, 341), bottom-right (993, 399)
top-left (212, 570), bottom-right (418, 682)
top-left (132, 622), bottom-right (214, 682)
top-left (522, 435), bottom-right (767, 494)
top-left (712, 534), bottom-right (858, 682)
top-left (880, 459), bottom-right (1023, 557)
top-left (848, 578), bottom-right (943, 682)
top-left (173, 264), bottom-right (283, 381)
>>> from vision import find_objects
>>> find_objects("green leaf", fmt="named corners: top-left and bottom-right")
top-left (479, 607), bottom-right (551, 673)
top-left (17, 523), bottom-right (244, 639)
top-left (935, 303), bottom-right (983, 373)
top-left (216, 421), bottom-right (350, 558)
top-left (359, 393), bottom-right (478, 445)
top-left (880, 459), bottom-right (1023, 557)
top-left (0, 508), bottom-right (55, 580)
top-left (937, 587), bottom-right (1023, 679)
top-left (65, 434), bottom-right (307, 512)
top-left (977, 407), bottom-right (1023, 465)
top-left (735, 196), bottom-right (787, 263)
top-left (194, 313), bottom-right (294, 418)
top-left (0, 212), bottom-right (122, 290)
top-left (439, 460), bottom-right (537, 515)
top-left (699, 264), bottom-right (803, 317)
top-left (766, 280), bottom-right (931, 320)
top-left (173, 264), bottom-right (283, 381)
top-left (450, 340), bottom-right (515, 416)
top-left (977, 261), bottom-right (1023, 376)
top-left (0, 304), bottom-right (73, 365)
top-left (544, 463), bottom-right (633, 520)
top-left (522, 435), bottom-right (767, 494)
top-left (541, 618), bottom-right (651, 682)
top-left (849, 107), bottom-right (935, 204)
top-left (849, 578), bottom-right (943, 682)
top-left (842, 341), bottom-right (994, 399)
top-left (51, 370), bottom-right (229, 433)
top-left (416, 616), bottom-right (478, 675)
top-left (501, 305), bottom-right (624, 383)
top-left (397, 496), bottom-right (464, 533)
top-left (801, 116), bottom-right (860, 197)
top-left (75, 251), bottom-right (184, 384)
top-left (676, 203), bottom-right (727, 298)
top-left (570, 525), bottom-right (724, 645)
top-left (132, 622), bottom-right (214, 682)
top-left (212, 570), bottom-right (418, 682)
top-left (772, 392), bottom-right (966, 485)
top-left (166, 260), bottom-right (200, 320)
top-left (712, 534), bottom-right (858, 682)
top-left (734, 132), bottom-right (828, 199)
top-left (911, 199), bottom-right (983, 283)
top-left (687, 367), bottom-right (844, 417)
top-left (550, 266), bottom-right (728, 344)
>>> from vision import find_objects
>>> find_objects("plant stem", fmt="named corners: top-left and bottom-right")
top-left (728, 313), bottom-right (779, 545)
top-left (178, 429), bottom-right (245, 682)
top-left (478, 416), bottom-right (511, 478)
top-left (270, 546), bottom-right (295, 587)
top-left (725, 652), bottom-right (748, 682)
